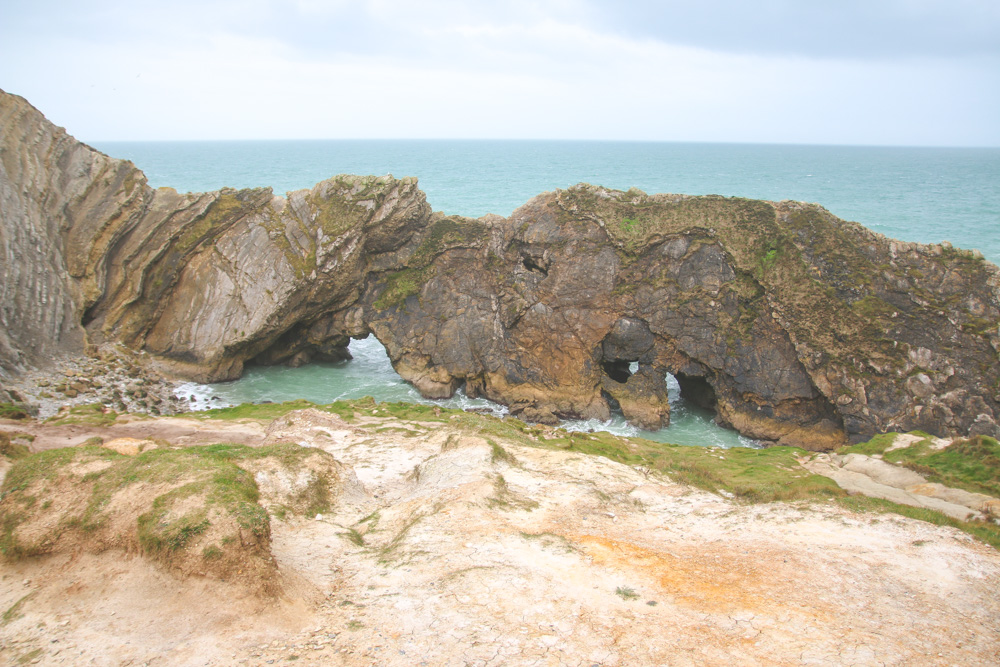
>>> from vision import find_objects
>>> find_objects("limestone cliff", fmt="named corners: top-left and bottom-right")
top-left (2, 88), bottom-right (999, 448)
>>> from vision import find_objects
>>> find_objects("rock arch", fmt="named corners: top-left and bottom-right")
top-left (3, 88), bottom-right (999, 450)
top-left (355, 186), bottom-right (999, 450)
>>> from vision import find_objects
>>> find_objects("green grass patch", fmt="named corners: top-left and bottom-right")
top-left (547, 430), bottom-right (650, 465)
top-left (615, 586), bottom-right (639, 601)
top-left (651, 445), bottom-right (845, 503)
top-left (487, 474), bottom-right (538, 511)
top-left (409, 216), bottom-right (486, 267)
top-left (759, 246), bottom-right (780, 274)
top-left (488, 439), bottom-right (518, 466)
top-left (373, 266), bottom-right (434, 310)
top-left (45, 403), bottom-right (117, 426)
top-left (370, 401), bottom-right (456, 422)
top-left (377, 511), bottom-right (428, 564)
top-left (0, 433), bottom-right (30, 460)
top-left (322, 396), bottom-right (376, 420)
top-left (0, 443), bottom-right (333, 560)
top-left (0, 403), bottom-right (29, 420)
top-left (137, 486), bottom-right (211, 555)
top-left (296, 475), bottom-right (333, 516)
top-left (851, 295), bottom-right (898, 320)
top-left (91, 446), bottom-right (268, 555)
top-left (836, 495), bottom-right (1000, 550)
top-left (374, 426), bottom-right (423, 437)
top-left (838, 432), bottom-right (903, 456)
top-left (342, 528), bottom-right (366, 547)
top-left (1, 446), bottom-right (118, 495)
top-left (907, 436), bottom-right (1000, 497)
top-left (187, 399), bottom-right (317, 421)
top-left (177, 442), bottom-right (335, 516)
top-left (372, 216), bottom-right (484, 311)
top-left (202, 544), bottom-right (223, 560)
top-left (185, 397), bottom-right (461, 426)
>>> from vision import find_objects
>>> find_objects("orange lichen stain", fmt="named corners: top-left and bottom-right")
top-left (569, 533), bottom-right (789, 615)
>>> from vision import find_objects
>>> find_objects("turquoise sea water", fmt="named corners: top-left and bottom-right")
top-left (96, 140), bottom-right (1000, 447)
top-left (174, 336), bottom-right (751, 448)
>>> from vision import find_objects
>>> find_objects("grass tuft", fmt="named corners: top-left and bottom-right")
top-left (0, 403), bottom-right (29, 420)
top-left (343, 528), bottom-right (366, 547)
top-left (2, 593), bottom-right (33, 625)
top-left (615, 586), bottom-right (639, 601)
top-left (0, 432), bottom-right (30, 460)
top-left (487, 474), bottom-right (538, 511)
top-left (45, 403), bottom-right (117, 426)
top-left (488, 439), bottom-right (518, 466)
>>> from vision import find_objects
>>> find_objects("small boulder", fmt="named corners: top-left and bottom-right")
top-left (102, 438), bottom-right (157, 456)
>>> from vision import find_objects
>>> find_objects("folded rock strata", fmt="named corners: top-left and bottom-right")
top-left (2, 88), bottom-right (999, 449)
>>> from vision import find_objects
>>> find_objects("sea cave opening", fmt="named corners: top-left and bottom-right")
top-left (593, 355), bottom-right (751, 446)
top-left (672, 372), bottom-right (717, 411)
top-left (601, 359), bottom-right (634, 384)
top-left (598, 361), bottom-right (719, 421)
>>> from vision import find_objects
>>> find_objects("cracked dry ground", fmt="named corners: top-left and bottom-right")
top-left (2, 411), bottom-right (999, 666)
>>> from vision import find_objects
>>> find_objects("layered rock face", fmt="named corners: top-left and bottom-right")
top-left (0, 90), bottom-right (430, 383)
top-left (2, 88), bottom-right (999, 449)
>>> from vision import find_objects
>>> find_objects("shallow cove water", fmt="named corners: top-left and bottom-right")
top-left (176, 336), bottom-right (760, 448)
top-left (95, 140), bottom-right (1000, 447)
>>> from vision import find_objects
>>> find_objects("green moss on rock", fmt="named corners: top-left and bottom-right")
top-left (373, 266), bottom-right (435, 310)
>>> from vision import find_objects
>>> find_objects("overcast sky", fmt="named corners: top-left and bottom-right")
top-left (1, 0), bottom-right (998, 145)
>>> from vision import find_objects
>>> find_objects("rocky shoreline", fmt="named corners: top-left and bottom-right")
top-left (1, 346), bottom-right (184, 420)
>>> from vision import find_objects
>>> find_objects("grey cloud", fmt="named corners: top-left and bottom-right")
top-left (591, 0), bottom-right (1000, 59)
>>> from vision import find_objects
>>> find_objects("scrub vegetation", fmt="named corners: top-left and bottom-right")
top-left (0, 403), bottom-right (30, 420)
top-left (0, 440), bottom-right (343, 594)
top-left (45, 403), bottom-right (118, 426)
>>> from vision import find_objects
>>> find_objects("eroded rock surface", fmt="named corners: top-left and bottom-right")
top-left (2, 88), bottom-right (1000, 448)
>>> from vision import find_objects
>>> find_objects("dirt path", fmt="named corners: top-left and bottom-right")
top-left (0, 416), bottom-right (267, 451)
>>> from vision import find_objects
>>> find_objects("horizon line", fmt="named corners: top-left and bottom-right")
top-left (86, 137), bottom-right (1000, 150)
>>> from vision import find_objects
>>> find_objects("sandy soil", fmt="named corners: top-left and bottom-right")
top-left (2, 411), bottom-right (999, 666)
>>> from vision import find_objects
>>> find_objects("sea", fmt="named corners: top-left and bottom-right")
top-left (93, 140), bottom-right (1000, 448)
